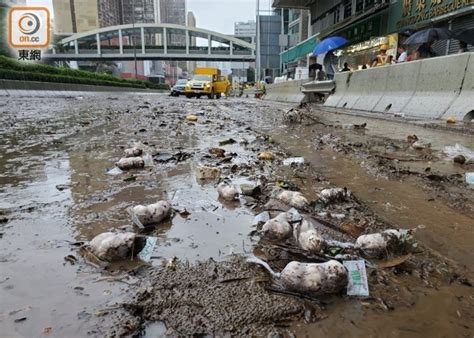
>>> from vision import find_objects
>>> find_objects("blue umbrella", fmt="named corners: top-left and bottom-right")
top-left (313, 36), bottom-right (348, 56)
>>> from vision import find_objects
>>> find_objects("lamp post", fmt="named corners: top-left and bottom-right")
top-left (131, 0), bottom-right (138, 79)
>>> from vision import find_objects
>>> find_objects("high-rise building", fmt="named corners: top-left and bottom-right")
top-left (159, 0), bottom-right (186, 45)
top-left (187, 11), bottom-right (196, 73)
top-left (159, 0), bottom-right (186, 25)
top-left (121, 0), bottom-right (155, 24)
top-left (52, 0), bottom-right (121, 33)
top-left (234, 20), bottom-right (256, 37)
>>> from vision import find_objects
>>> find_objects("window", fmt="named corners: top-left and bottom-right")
top-left (356, 0), bottom-right (364, 13)
top-left (344, 0), bottom-right (352, 18)
top-left (334, 8), bottom-right (340, 24)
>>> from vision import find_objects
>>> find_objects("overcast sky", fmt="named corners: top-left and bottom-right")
top-left (26, 0), bottom-right (272, 34)
top-left (188, 0), bottom-right (272, 34)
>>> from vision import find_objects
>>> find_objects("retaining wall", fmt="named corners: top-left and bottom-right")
top-left (0, 79), bottom-right (165, 97)
top-left (324, 52), bottom-right (474, 121)
top-left (264, 80), bottom-right (306, 103)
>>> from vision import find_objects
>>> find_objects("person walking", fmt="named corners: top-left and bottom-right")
top-left (323, 51), bottom-right (338, 80)
top-left (397, 46), bottom-right (408, 62)
top-left (372, 44), bottom-right (390, 67)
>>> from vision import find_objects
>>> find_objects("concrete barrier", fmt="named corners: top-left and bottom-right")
top-left (443, 54), bottom-right (474, 121)
top-left (334, 70), bottom-right (371, 109)
top-left (324, 72), bottom-right (350, 107)
top-left (401, 53), bottom-right (470, 119)
top-left (323, 52), bottom-right (473, 120)
top-left (350, 66), bottom-right (390, 111)
top-left (373, 59), bottom-right (423, 114)
top-left (264, 80), bottom-right (305, 103)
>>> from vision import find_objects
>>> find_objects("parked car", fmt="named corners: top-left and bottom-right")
top-left (170, 79), bottom-right (188, 96)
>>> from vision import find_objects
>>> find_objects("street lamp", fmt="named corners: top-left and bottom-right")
top-left (131, 0), bottom-right (138, 79)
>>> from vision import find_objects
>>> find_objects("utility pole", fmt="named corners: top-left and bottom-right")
top-left (256, 0), bottom-right (260, 82)
top-left (132, 0), bottom-right (138, 79)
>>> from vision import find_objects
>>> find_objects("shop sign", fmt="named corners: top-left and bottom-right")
top-left (389, 0), bottom-right (473, 32)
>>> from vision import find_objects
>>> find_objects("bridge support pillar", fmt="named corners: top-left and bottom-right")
top-left (208, 34), bottom-right (211, 55)
top-left (118, 29), bottom-right (123, 54)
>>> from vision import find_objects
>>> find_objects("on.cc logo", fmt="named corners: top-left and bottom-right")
top-left (8, 7), bottom-right (50, 48)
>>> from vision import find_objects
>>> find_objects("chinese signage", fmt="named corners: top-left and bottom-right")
top-left (7, 6), bottom-right (51, 61)
top-left (389, 0), bottom-right (473, 32)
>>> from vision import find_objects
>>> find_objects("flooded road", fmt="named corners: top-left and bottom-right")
top-left (0, 94), bottom-right (472, 337)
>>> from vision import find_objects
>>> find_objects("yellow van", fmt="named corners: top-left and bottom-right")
top-left (185, 67), bottom-right (230, 99)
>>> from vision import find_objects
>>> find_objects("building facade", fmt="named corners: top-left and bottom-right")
top-left (273, 0), bottom-right (473, 75)
top-left (258, 14), bottom-right (283, 80)
top-left (121, 0), bottom-right (155, 24)
top-left (52, 0), bottom-right (122, 33)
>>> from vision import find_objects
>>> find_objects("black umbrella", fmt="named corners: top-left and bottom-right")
top-left (453, 28), bottom-right (474, 45)
top-left (404, 27), bottom-right (453, 45)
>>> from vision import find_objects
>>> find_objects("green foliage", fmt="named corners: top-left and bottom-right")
top-left (0, 55), bottom-right (169, 90)
top-left (0, 69), bottom-right (147, 88)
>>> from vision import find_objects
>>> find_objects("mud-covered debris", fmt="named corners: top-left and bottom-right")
top-left (124, 147), bottom-right (143, 157)
top-left (131, 200), bottom-right (172, 227)
top-left (319, 187), bottom-right (351, 204)
top-left (186, 115), bottom-right (198, 122)
top-left (281, 260), bottom-right (347, 294)
top-left (444, 144), bottom-right (474, 164)
top-left (283, 157), bottom-right (305, 166)
top-left (287, 208), bottom-right (303, 223)
top-left (453, 155), bottom-right (466, 164)
top-left (89, 232), bottom-right (146, 261)
top-left (406, 134), bottom-right (418, 144)
top-left (252, 211), bottom-right (270, 226)
top-left (249, 257), bottom-right (347, 295)
top-left (343, 123), bottom-right (366, 130)
top-left (293, 219), bottom-right (326, 253)
top-left (240, 184), bottom-right (261, 196)
top-left (106, 167), bottom-right (124, 175)
top-left (262, 213), bottom-right (292, 240)
top-left (411, 140), bottom-right (431, 150)
top-left (219, 138), bottom-right (237, 146)
top-left (116, 157), bottom-right (145, 170)
top-left (355, 229), bottom-right (410, 258)
top-left (122, 258), bottom-right (305, 336)
top-left (258, 152), bottom-right (275, 160)
top-left (196, 165), bottom-right (221, 180)
top-left (217, 182), bottom-right (239, 201)
top-left (275, 190), bottom-right (309, 209)
top-left (55, 184), bottom-right (70, 191)
top-left (446, 116), bottom-right (456, 124)
top-left (209, 147), bottom-right (226, 158)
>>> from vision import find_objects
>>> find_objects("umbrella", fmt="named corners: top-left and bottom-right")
top-left (313, 36), bottom-right (348, 56)
top-left (453, 28), bottom-right (474, 45)
top-left (404, 27), bottom-right (453, 45)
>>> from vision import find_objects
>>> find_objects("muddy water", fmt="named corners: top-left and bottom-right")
top-left (0, 95), bottom-right (261, 336)
top-left (224, 101), bottom-right (474, 275)
top-left (1, 94), bottom-right (473, 337)
top-left (223, 100), bottom-right (474, 337)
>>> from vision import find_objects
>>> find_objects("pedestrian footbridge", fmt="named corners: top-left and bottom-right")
top-left (44, 23), bottom-right (255, 62)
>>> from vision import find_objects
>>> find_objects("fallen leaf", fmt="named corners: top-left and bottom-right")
top-left (378, 254), bottom-right (412, 269)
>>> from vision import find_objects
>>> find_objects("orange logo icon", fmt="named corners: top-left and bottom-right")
top-left (8, 7), bottom-right (50, 48)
